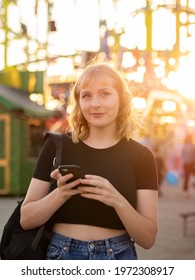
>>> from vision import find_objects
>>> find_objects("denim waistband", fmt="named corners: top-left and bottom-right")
top-left (51, 231), bottom-right (133, 251)
top-left (47, 231), bottom-right (138, 260)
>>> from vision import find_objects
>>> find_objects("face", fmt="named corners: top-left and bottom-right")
top-left (79, 77), bottom-right (120, 131)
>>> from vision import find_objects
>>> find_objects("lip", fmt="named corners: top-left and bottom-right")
top-left (90, 112), bottom-right (105, 117)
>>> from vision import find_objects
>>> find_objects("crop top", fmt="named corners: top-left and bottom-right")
top-left (33, 133), bottom-right (158, 230)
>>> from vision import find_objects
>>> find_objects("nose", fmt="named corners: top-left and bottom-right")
top-left (91, 96), bottom-right (101, 107)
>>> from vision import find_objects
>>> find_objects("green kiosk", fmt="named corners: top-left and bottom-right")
top-left (0, 85), bottom-right (58, 196)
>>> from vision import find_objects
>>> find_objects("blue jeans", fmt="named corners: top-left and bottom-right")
top-left (46, 232), bottom-right (138, 260)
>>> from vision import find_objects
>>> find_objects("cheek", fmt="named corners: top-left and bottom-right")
top-left (114, 107), bottom-right (120, 119)
top-left (111, 98), bottom-right (120, 116)
top-left (79, 101), bottom-right (90, 118)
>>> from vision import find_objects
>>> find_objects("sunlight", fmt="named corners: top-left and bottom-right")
top-left (176, 53), bottom-right (195, 99)
top-left (153, 8), bottom-right (176, 50)
top-left (1, 0), bottom-right (195, 104)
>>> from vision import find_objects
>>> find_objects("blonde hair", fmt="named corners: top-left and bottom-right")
top-left (68, 62), bottom-right (141, 143)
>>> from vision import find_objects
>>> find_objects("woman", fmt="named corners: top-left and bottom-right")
top-left (20, 62), bottom-right (158, 260)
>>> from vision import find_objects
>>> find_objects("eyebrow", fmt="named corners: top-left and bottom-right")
top-left (80, 90), bottom-right (91, 95)
top-left (80, 87), bottom-right (112, 94)
top-left (99, 87), bottom-right (112, 91)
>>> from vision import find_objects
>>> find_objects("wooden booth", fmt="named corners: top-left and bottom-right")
top-left (0, 85), bottom-right (58, 196)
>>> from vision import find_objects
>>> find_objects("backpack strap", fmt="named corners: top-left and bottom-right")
top-left (43, 132), bottom-right (63, 168)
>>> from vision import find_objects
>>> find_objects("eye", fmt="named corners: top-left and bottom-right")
top-left (80, 92), bottom-right (91, 99)
top-left (101, 91), bottom-right (111, 96)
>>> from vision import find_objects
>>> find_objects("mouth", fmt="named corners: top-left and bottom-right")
top-left (90, 112), bottom-right (105, 117)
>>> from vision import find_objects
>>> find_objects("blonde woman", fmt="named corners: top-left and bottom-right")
top-left (20, 62), bottom-right (158, 260)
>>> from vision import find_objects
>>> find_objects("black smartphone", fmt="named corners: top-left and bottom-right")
top-left (58, 165), bottom-right (85, 184)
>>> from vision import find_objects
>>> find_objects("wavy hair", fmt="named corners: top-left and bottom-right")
top-left (68, 62), bottom-right (141, 143)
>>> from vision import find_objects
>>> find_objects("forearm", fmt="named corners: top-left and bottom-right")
top-left (115, 198), bottom-right (158, 249)
top-left (20, 188), bottom-right (67, 230)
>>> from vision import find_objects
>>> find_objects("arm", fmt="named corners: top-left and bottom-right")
top-left (115, 189), bottom-right (158, 249)
top-left (20, 178), bottom-right (63, 230)
top-left (20, 133), bottom-right (82, 229)
top-left (20, 171), bottom-right (82, 230)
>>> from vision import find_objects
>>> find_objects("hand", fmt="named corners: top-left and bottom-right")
top-left (78, 175), bottom-right (124, 209)
top-left (50, 169), bottom-right (82, 200)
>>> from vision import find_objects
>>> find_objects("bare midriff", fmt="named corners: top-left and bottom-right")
top-left (53, 223), bottom-right (127, 241)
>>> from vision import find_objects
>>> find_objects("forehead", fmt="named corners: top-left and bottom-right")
top-left (78, 69), bottom-right (116, 91)
top-left (84, 77), bottom-right (115, 91)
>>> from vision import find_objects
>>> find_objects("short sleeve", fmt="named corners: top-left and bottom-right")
top-left (32, 135), bottom-right (56, 181)
top-left (136, 147), bottom-right (158, 190)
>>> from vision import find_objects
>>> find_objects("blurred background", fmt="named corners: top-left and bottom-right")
top-left (0, 0), bottom-right (195, 198)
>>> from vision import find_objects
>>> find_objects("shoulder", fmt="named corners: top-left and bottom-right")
top-left (122, 138), bottom-right (155, 168)
top-left (124, 138), bottom-right (153, 155)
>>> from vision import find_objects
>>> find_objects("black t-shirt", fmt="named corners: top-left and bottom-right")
top-left (33, 133), bottom-right (158, 229)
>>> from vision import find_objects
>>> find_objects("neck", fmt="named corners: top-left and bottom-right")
top-left (84, 127), bottom-right (120, 149)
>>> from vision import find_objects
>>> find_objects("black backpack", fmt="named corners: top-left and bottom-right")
top-left (0, 132), bottom-right (63, 260)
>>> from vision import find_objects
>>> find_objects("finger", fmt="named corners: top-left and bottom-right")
top-left (80, 178), bottom-right (108, 189)
top-left (80, 192), bottom-right (103, 201)
top-left (59, 173), bottom-right (73, 184)
top-left (57, 175), bottom-right (72, 189)
top-left (69, 178), bottom-right (82, 189)
top-left (85, 174), bottom-right (105, 181)
top-left (78, 186), bottom-right (99, 193)
top-left (59, 176), bottom-right (82, 189)
top-left (60, 187), bottom-right (82, 198)
top-left (50, 169), bottom-right (60, 179)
